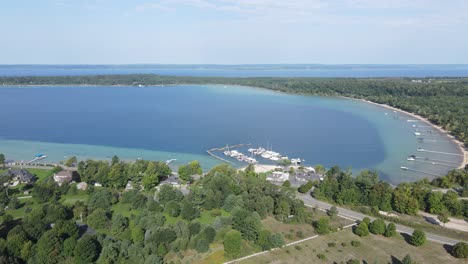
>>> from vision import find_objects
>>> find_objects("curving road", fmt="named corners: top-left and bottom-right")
top-left (297, 193), bottom-right (465, 246)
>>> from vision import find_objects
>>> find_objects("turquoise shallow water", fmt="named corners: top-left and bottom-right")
top-left (0, 85), bottom-right (462, 184)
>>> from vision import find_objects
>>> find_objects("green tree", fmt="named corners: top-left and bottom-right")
top-left (354, 222), bottom-right (369, 237)
top-left (108, 162), bottom-right (127, 189)
top-left (282, 180), bottom-right (291, 188)
top-left (63, 237), bottom-right (77, 257)
top-left (0, 153), bottom-right (5, 169)
top-left (274, 200), bottom-right (290, 221)
top-left (189, 221), bottom-right (201, 237)
top-left (298, 181), bottom-right (313, 193)
top-left (74, 235), bottom-right (100, 264)
top-left (314, 217), bottom-right (330, 235)
top-left (88, 188), bottom-right (115, 209)
top-left (157, 184), bottom-right (183, 205)
top-left (34, 230), bottom-right (63, 264)
top-left (181, 201), bottom-right (200, 220)
top-left (437, 209), bottom-right (450, 227)
top-left (224, 230), bottom-right (242, 258)
top-left (451, 242), bottom-right (468, 258)
top-left (164, 200), bottom-right (181, 217)
top-left (426, 192), bottom-right (445, 214)
top-left (257, 229), bottom-right (273, 250)
top-left (384, 223), bottom-right (397, 237)
top-left (369, 219), bottom-right (386, 235)
top-left (111, 214), bottom-right (129, 236)
top-left (409, 229), bottom-right (426, 247)
top-left (202, 226), bottom-right (216, 243)
top-left (87, 209), bottom-right (110, 229)
top-left (111, 155), bottom-right (120, 166)
top-left (131, 227), bottom-right (145, 245)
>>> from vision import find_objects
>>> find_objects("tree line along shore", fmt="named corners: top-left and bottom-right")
top-left (0, 155), bottom-right (467, 263)
top-left (2, 74), bottom-right (468, 151)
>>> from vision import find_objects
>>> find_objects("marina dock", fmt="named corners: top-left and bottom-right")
top-left (206, 143), bottom-right (252, 164)
top-left (416, 148), bottom-right (463, 156)
top-left (409, 159), bottom-right (457, 168)
top-left (400, 166), bottom-right (444, 177)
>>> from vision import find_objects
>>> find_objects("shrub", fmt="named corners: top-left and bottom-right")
top-left (354, 222), bottom-right (369, 237)
top-left (341, 242), bottom-right (348, 247)
top-left (451, 242), bottom-right (468, 258)
top-left (316, 253), bottom-right (326, 260)
top-left (296, 231), bottom-right (304, 238)
top-left (298, 181), bottom-right (313, 193)
top-left (369, 219), bottom-right (386, 235)
top-left (224, 230), bottom-right (242, 258)
top-left (409, 229), bottom-right (426, 247)
top-left (362, 217), bottom-right (371, 226)
top-left (351, 240), bottom-right (361, 247)
top-left (347, 259), bottom-right (360, 264)
top-left (327, 242), bottom-right (336, 247)
top-left (384, 223), bottom-right (397, 237)
top-left (294, 245), bottom-right (302, 251)
top-left (314, 217), bottom-right (330, 235)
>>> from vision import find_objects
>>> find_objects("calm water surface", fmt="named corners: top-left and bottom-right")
top-left (0, 85), bottom-right (462, 184)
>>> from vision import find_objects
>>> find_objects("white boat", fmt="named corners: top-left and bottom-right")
top-left (270, 156), bottom-right (279, 161)
top-left (407, 155), bottom-right (416, 161)
top-left (223, 151), bottom-right (231, 156)
top-left (400, 166), bottom-right (409, 170)
top-left (414, 132), bottom-right (421, 136)
top-left (417, 148), bottom-right (424, 152)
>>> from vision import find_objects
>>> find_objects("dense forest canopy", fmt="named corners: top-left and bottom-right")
top-left (2, 75), bottom-right (467, 147)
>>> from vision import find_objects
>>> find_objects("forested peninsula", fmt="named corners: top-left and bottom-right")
top-left (2, 75), bottom-right (468, 147)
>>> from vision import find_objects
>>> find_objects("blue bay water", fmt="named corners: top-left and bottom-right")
top-left (0, 85), bottom-right (462, 184)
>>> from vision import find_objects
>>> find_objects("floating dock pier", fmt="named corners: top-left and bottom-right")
top-left (400, 166), bottom-right (444, 177)
top-left (409, 159), bottom-right (457, 168)
top-left (415, 156), bottom-right (459, 165)
top-left (416, 148), bottom-right (463, 156)
top-left (26, 155), bottom-right (47, 164)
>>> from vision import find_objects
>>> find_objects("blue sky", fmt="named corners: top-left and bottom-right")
top-left (1, 0), bottom-right (467, 64)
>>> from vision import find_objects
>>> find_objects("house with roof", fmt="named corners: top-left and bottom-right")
top-left (160, 174), bottom-right (181, 187)
top-left (266, 171), bottom-right (290, 183)
top-left (5, 169), bottom-right (37, 184)
top-left (53, 170), bottom-right (73, 186)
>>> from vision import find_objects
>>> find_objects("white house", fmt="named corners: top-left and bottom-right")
top-left (266, 171), bottom-right (289, 183)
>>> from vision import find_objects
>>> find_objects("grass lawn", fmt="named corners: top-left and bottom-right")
top-left (198, 209), bottom-right (231, 225)
top-left (60, 191), bottom-right (89, 205)
top-left (111, 203), bottom-right (141, 218)
top-left (6, 198), bottom-right (42, 219)
top-left (26, 168), bottom-right (54, 183)
top-left (239, 228), bottom-right (465, 264)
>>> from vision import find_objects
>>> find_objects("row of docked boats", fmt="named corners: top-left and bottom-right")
top-left (248, 147), bottom-right (286, 161)
top-left (223, 149), bottom-right (258, 164)
top-left (248, 147), bottom-right (302, 164)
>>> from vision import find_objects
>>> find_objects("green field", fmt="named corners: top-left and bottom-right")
top-left (27, 168), bottom-right (55, 183)
top-left (60, 192), bottom-right (89, 205)
top-left (239, 228), bottom-right (464, 264)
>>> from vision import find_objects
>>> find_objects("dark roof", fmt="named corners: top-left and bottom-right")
top-left (10, 169), bottom-right (36, 182)
top-left (9, 169), bottom-right (37, 182)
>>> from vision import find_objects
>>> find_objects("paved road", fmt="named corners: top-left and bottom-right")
top-left (297, 193), bottom-right (465, 246)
